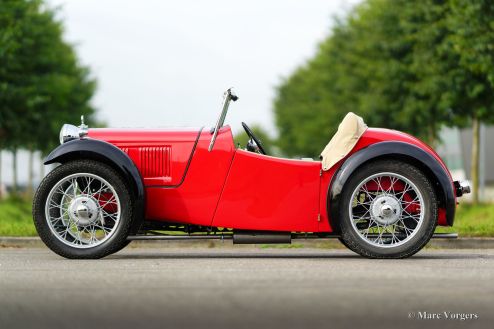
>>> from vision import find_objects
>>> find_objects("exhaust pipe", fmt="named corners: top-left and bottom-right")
top-left (233, 231), bottom-right (291, 244)
top-left (454, 180), bottom-right (471, 197)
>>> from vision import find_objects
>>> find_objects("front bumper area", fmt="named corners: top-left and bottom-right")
top-left (454, 180), bottom-right (471, 197)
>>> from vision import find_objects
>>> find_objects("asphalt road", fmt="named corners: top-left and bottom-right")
top-left (0, 247), bottom-right (493, 329)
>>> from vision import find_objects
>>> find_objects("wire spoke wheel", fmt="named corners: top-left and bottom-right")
top-left (45, 173), bottom-right (121, 249)
top-left (349, 172), bottom-right (425, 248)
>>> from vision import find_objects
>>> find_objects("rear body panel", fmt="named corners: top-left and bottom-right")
top-left (317, 128), bottom-right (455, 231)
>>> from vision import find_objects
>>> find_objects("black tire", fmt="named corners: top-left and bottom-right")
top-left (339, 160), bottom-right (437, 259)
top-left (33, 160), bottom-right (133, 259)
top-left (337, 237), bottom-right (352, 250)
top-left (337, 237), bottom-right (363, 256)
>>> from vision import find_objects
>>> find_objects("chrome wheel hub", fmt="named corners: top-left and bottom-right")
top-left (68, 196), bottom-right (99, 226)
top-left (371, 195), bottom-right (402, 225)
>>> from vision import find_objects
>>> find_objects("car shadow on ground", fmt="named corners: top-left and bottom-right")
top-left (108, 250), bottom-right (493, 260)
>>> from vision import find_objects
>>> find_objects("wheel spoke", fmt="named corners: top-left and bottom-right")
top-left (349, 172), bottom-right (425, 248)
top-left (44, 173), bottom-right (121, 249)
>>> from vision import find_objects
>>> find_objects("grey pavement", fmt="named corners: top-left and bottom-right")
top-left (0, 247), bottom-right (493, 329)
top-left (3, 236), bottom-right (494, 249)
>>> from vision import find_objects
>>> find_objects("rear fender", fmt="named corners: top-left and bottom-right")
top-left (44, 139), bottom-right (145, 234)
top-left (328, 141), bottom-right (456, 232)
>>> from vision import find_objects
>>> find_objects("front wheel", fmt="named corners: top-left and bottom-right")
top-left (339, 160), bottom-right (437, 258)
top-left (33, 160), bottom-right (133, 259)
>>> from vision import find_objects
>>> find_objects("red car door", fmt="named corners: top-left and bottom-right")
top-left (212, 149), bottom-right (321, 232)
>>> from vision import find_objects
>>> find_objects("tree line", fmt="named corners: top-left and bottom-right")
top-left (273, 0), bottom-right (494, 203)
top-left (0, 0), bottom-right (97, 197)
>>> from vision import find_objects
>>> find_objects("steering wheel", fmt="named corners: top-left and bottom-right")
top-left (241, 122), bottom-right (267, 155)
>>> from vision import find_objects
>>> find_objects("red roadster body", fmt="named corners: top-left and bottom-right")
top-left (88, 126), bottom-right (451, 233)
top-left (33, 89), bottom-right (470, 259)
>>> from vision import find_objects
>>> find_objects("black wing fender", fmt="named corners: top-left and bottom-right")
top-left (327, 141), bottom-right (456, 231)
top-left (44, 139), bottom-right (145, 234)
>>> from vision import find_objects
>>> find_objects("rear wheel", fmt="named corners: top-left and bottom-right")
top-left (339, 160), bottom-right (437, 258)
top-left (33, 160), bottom-right (133, 259)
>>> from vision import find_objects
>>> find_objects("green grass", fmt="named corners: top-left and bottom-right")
top-left (0, 198), bottom-right (493, 237)
top-left (0, 197), bottom-right (37, 236)
top-left (435, 203), bottom-right (494, 237)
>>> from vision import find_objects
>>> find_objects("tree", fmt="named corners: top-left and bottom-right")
top-left (0, 0), bottom-right (97, 194)
top-left (444, 0), bottom-right (494, 203)
top-left (273, 0), bottom-right (452, 158)
top-left (406, 0), bottom-right (494, 202)
top-left (0, 151), bottom-right (2, 199)
top-left (273, 24), bottom-right (353, 157)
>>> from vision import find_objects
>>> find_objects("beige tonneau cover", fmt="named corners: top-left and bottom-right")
top-left (320, 112), bottom-right (368, 171)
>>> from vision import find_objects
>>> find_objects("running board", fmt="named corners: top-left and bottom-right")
top-left (432, 233), bottom-right (458, 239)
top-left (127, 234), bottom-right (233, 241)
top-left (127, 232), bottom-right (458, 242)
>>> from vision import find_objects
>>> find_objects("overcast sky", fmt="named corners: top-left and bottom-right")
top-left (48, 0), bottom-right (361, 135)
top-left (3, 0), bottom-right (361, 185)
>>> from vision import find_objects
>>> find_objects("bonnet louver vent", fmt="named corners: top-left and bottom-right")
top-left (139, 147), bottom-right (171, 178)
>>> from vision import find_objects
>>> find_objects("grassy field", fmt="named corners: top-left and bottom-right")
top-left (0, 198), bottom-right (37, 236)
top-left (435, 203), bottom-right (494, 237)
top-left (0, 198), bottom-right (493, 237)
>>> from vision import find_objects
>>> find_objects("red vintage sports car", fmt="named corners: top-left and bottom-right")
top-left (33, 89), bottom-right (470, 259)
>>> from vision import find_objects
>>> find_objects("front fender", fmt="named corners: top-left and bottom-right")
top-left (328, 141), bottom-right (456, 230)
top-left (44, 139), bottom-right (145, 234)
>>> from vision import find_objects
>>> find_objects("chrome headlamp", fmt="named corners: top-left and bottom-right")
top-left (59, 116), bottom-right (89, 144)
